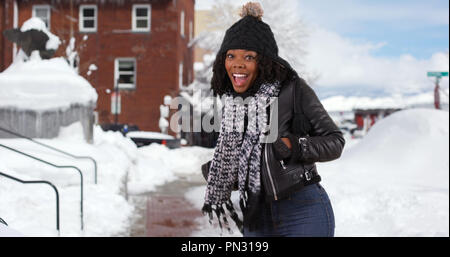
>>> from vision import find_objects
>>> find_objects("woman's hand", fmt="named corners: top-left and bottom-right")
top-left (273, 136), bottom-right (292, 160)
top-left (281, 137), bottom-right (292, 149)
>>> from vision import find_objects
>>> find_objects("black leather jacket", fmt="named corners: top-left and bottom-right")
top-left (261, 76), bottom-right (345, 201)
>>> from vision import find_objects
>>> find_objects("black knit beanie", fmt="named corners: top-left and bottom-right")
top-left (218, 2), bottom-right (293, 71)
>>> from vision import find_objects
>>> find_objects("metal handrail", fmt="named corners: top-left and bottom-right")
top-left (0, 171), bottom-right (60, 236)
top-left (0, 126), bottom-right (98, 184)
top-left (0, 217), bottom-right (8, 226)
top-left (0, 143), bottom-right (84, 230)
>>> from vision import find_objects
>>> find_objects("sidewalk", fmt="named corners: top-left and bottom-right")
top-left (129, 174), bottom-right (206, 237)
top-left (146, 195), bottom-right (202, 236)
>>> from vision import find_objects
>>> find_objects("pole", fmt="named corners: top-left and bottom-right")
top-left (434, 77), bottom-right (441, 110)
top-left (70, 0), bottom-right (73, 39)
top-left (115, 79), bottom-right (119, 124)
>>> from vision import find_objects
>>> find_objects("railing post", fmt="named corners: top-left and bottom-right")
top-left (0, 143), bottom-right (83, 231)
top-left (0, 171), bottom-right (60, 235)
top-left (0, 127), bottom-right (98, 184)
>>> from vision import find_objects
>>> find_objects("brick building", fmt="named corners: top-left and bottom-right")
top-left (0, 0), bottom-right (195, 133)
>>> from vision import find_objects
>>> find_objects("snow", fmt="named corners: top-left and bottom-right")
top-left (0, 123), bottom-right (137, 236)
top-left (185, 108), bottom-right (449, 237)
top-left (321, 89), bottom-right (450, 112)
top-left (87, 64), bottom-right (98, 76)
top-left (314, 109), bottom-right (449, 236)
top-left (127, 144), bottom-right (213, 195)
top-left (126, 131), bottom-right (174, 140)
top-left (0, 55), bottom-right (97, 111)
top-left (0, 223), bottom-right (23, 237)
top-left (1, 108), bottom-right (448, 237)
top-left (0, 122), bottom-right (214, 236)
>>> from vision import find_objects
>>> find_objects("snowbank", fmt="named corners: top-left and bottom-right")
top-left (127, 144), bottom-right (214, 195)
top-left (321, 89), bottom-right (450, 112)
top-left (0, 55), bottom-right (97, 111)
top-left (0, 122), bottom-right (215, 236)
top-left (186, 108), bottom-right (449, 236)
top-left (0, 124), bottom-right (136, 236)
top-left (318, 108), bottom-right (449, 236)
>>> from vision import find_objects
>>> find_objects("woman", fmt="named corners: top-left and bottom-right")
top-left (202, 2), bottom-right (345, 237)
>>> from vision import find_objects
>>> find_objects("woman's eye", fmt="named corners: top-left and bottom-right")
top-left (246, 55), bottom-right (255, 60)
top-left (227, 54), bottom-right (234, 59)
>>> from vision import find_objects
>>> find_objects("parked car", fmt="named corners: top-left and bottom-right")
top-left (100, 123), bottom-right (139, 136)
top-left (125, 131), bottom-right (181, 149)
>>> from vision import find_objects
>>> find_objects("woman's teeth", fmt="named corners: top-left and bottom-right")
top-left (233, 74), bottom-right (248, 86)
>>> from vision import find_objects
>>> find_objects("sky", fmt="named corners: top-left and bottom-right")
top-left (195, 0), bottom-right (449, 97)
top-left (296, 0), bottom-right (449, 59)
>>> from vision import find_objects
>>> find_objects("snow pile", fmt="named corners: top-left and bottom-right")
top-left (186, 108), bottom-right (449, 236)
top-left (2, 108), bottom-right (447, 236)
top-left (127, 144), bottom-right (214, 195)
top-left (0, 124), bottom-right (137, 236)
top-left (318, 108), bottom-right (449, 236)
top-left (321, 89), bottom-right (450, 112)
top-left (0, 54), bottom-right (97, 111)
top-left (0, 122), bottom-right (215, 236)
top-left (1, 18), bottom-right (96, 112)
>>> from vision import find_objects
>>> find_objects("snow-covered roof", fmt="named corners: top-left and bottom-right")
top-left (0, 53), bottom-right (98, 111)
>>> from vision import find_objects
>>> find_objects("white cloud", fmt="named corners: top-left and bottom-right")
top-left (298, 0), bottom-right (449, 30)
top-left (305, 25), bottom-right (449, 94)
top-left (195, 0), bottom-right (449, 95)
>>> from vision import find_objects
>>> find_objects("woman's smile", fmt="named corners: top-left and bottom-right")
top-left (225, 49), bottom-right (258, 93)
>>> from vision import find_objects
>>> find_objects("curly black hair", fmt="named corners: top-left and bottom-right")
top-left (210, 52), bottom-right (293, 96)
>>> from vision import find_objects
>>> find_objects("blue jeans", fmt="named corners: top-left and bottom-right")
top-left (243, 183), bottom-right (335, 237)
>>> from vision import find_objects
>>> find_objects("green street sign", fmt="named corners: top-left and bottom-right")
top-left (427, 71), bottom-right (449, 77)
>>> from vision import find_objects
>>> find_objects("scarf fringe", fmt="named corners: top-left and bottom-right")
top-left (202, 200), bottom-right (243, 235)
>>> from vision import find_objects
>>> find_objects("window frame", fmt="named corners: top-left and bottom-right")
top-left (179, 62), bottom-right (183, 89)
top-left (189, 20), bottom-right (193, 41)
top-left (180, 10), bottom-right (185, 37)
top-left (79, 4), bottom-right (98, 33)
top-left (115, 58), bottom-right (137, 90)
top-left (32, 5), bottom-right (51, 29)
top-left (132, 4), bottom-right (151, 32)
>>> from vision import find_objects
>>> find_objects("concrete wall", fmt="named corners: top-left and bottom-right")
top-left (0, 102), bottom-right (96, 143)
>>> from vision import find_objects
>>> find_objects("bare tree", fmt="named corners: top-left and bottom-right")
top-left (193, 0), bottom-right (319, 86)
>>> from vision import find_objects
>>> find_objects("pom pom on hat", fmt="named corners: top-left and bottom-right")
top-left (218, 1), bottom-right (294, 72)
top-left (239, 2), bottom-right (264, 21)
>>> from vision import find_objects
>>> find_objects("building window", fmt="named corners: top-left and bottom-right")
top-left (115, 58), bottom-right (136, 90)
top-left (132, 4), bottom-right (151, 32)
top-left (79, 5), bottom-right (97, 32)
top-left (32, 5), bottom-right (50, 29)
top-left (180, 11), bottom-right (185, 37)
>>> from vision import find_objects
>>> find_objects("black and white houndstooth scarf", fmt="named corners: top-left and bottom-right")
top-left (202, 81), bottom-right (281, 234)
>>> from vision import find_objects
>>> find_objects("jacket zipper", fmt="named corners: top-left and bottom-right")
top-left (264, 143), bottom-right (278, 201)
